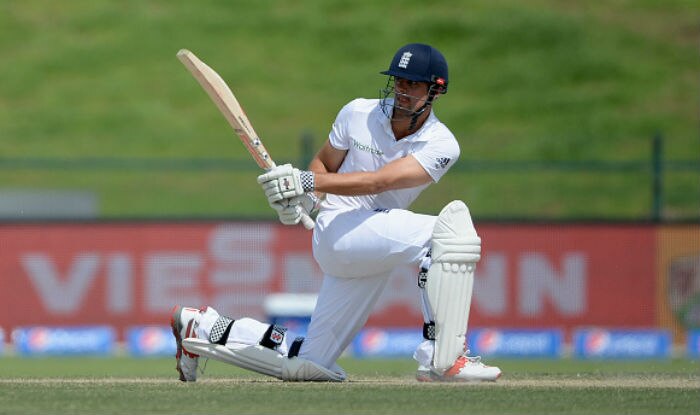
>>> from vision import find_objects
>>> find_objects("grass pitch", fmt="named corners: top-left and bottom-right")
top-left (0, 357), bottom-right (697, 414)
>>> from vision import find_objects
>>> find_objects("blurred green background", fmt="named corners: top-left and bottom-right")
top-left (0, 0), bottom-right (698, 220)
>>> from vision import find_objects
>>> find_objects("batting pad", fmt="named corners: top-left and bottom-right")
top-left (425, 200), bottom-right (481, 372)
top-left (182, 338), bottom-right (345, 382)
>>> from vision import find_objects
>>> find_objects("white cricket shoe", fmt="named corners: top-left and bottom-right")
top-left (416, 355), bottom-right (501, 382)
top-left (170, 305), bottom-right (202, 382)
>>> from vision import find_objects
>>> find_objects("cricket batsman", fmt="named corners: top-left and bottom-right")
top-left (171, 43), bottom-right (502, 382)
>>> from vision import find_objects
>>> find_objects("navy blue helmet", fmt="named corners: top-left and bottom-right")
top-left (381, 43), bottom-right (448, 94)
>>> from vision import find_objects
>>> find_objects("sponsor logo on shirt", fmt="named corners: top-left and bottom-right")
top-left (435, 157), bottom-right (451, 169)
top-left (352, 138), bottom-right (384, 156)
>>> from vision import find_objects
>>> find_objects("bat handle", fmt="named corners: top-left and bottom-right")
top-left (300, 212), bottom-right (315, 230)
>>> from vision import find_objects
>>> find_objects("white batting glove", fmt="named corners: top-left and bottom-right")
top-left (289, 193), bottom-right (321, 216)
top-left (269, 201), bottom-right (305, 226)
top-left (257, 164), bottom-right (315, 204)
top-left (269, 194), bottom-right (319, 227)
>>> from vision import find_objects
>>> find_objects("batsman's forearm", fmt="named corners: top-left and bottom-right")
top-left (313, 171), bottom-right (389, 196)
top-left (311, 155), bottom-right (432, 196)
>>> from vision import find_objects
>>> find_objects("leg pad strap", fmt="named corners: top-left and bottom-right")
top-left (208, 316), bottom-right (234, 345)
top-left (260, 324), bottom-right (287, 350)
top-left (288, 337), bottom-right (305, 358)
top-left (423, 322), bottom-right (436, 340)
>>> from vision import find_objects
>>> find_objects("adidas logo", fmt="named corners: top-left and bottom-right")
top-left (435, 157), bottom-right (451, 169)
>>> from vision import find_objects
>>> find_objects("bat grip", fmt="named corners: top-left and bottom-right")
top-left (300, 212), bottom-right (315, 230)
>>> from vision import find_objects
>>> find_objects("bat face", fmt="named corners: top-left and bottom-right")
top-left (177, 49), bottom-right (274, 169)
top-left (176, 49), bottom-right (316, 230)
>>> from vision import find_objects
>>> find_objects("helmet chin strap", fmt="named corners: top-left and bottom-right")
top-left (407, 86), bottom-right (439, 132)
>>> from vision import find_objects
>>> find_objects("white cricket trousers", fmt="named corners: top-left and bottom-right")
top-left (195, 208), bottom-right (436, 372)
top-left (299, 208), bottom-right (436, 368)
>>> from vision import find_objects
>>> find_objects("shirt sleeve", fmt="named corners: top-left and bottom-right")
top-left (328, 101), bottom-right (355, 150)
top-left (411, 134), bottom-right (460, 183)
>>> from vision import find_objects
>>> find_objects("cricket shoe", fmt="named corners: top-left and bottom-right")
top-left (171, 305), bottom-right (202, 382)
top-left (416, 355), bottom-right (501, 382)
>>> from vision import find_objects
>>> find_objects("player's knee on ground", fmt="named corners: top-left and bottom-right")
top-left (189, 306), bottom-right (346, 381)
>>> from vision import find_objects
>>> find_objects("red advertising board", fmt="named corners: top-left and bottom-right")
top-left (0, 221), bottom-right (658, 340)
top-left (469, 224), bottom-right (656, 329)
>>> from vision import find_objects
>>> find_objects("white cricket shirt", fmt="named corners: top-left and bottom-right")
top-left (320, 98), bottom-right (460, 212)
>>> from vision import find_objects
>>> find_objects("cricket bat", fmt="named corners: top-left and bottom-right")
top-left (177, 49), bottom-right (314, 229)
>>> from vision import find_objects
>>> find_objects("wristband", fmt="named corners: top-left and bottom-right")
top-left (299, 170), bottom-right (315, 192)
